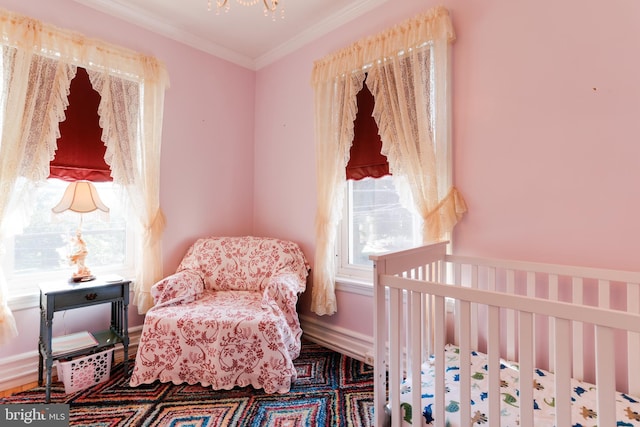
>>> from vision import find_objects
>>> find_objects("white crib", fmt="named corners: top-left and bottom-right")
top-left (371, 241), bottom-right (640, 427)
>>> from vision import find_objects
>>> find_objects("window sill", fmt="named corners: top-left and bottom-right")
top-left (335, 276), bottom-right (373, 297)
top-left (8, 291), bottom-right (39, 312)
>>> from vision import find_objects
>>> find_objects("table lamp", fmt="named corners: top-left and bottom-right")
top-left (52, 180), bottom-right (109, 282)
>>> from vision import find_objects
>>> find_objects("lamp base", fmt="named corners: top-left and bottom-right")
top-left (70, 275), bottom-right (96, 283)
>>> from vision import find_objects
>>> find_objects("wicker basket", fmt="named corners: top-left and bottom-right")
top-left (55, 348), bottom-right (113, 394)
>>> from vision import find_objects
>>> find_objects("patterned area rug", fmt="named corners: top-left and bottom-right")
top-left (1, 341), bottom-right (375, 426)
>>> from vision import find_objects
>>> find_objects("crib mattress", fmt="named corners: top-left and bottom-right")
top-left (398, 344), bottom-right (640, 427)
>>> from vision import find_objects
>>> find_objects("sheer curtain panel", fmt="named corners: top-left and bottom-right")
top-left (310, 7), bottom-right (466, 315)
top-left (87, 69), bottom-right (166, 313)
top-left (367, 38), bottom-right (467, 242)
top-left (0, 44), bottom-right (75, 344)
top-left (311, 70), bottom-right (365, 316)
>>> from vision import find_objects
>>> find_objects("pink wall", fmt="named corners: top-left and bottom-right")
top-left (254, 0), bottom-right (640, 337)
top-left (452, 0), bottom-right (640, 270)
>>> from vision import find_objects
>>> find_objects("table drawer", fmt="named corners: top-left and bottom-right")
top-left (55, 285), bottom-right (124, 309)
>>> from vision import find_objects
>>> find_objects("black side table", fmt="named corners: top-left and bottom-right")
top-left (38, 277), bottom-right (130, 403)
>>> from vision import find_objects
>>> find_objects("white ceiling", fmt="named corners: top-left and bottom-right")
top-left (72, 0), bottom-right (389, 70)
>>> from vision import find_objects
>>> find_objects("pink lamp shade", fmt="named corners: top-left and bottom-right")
top-left (52, 180), bottom-right (109, 214)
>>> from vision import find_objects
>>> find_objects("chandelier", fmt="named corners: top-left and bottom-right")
top-left (208, 0), bottom-right (285, 20)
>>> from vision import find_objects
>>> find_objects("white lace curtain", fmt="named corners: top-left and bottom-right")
top-left (310, 6), bottom-right (467, 316)
top-left (0, 9), bottom-right (169, 345)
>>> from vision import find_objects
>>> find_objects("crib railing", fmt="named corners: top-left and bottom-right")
top-left (440, 255), bottom-right (640, 392)
top-left (371, 241), bottom-right (640, 427)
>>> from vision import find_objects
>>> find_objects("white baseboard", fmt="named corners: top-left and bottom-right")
top-left (0, 326), bottom-right (142, 393)
top-left (300, 314), bottom-right (374, 364)
top-left (2, 320), bottom-right (375, 393)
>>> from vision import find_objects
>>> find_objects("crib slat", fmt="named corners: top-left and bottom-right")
top-left (595, 325), bottom-right (616, 427)
top-left (572, 277), bottom-right (584, 380)
top-left (519, 311), bottom-right (534, 427)
top-left (526, 271), bottom-right (535, 297)
top-left (555, 318), bottom-right (572, 426)
top-left (421, 292), bottom-right (427, 363)
top-left (526, 272), bottom-right (535, 366)
top-left (404, 290), bottom-right (412, 383)
top-left (488, 266), bottom-right (496, 291)
top-left (488, 305), bottom-right (501, 426)
top-left (506, 270), bottom-right (516, 361)
top-left (410, 291), bottom-right (422, 427)
top-left (389, 287), bottom-right (402, 426)
top-left (598, 279), bottom-right (610, 309)
top-left (458, 300), bottom-right (471, 427)
top-left (471, 265), bottom-right (479, 350)
top-left (434, 295), bottom-right (446, 427)
top-left (453, 263), bottom-right (461, 346)
top-left (422, 292), bottom-right (431, 365)
top-left (548, 274), bottom-right (558, 372)
top-left (628, 282), bottom-right (640, 395)
top-left (372, 261), bottom-right (387, 427)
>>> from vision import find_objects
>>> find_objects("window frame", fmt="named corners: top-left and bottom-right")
top-left (335, 41), bottom-right (454, 286)
top-left (336, 177), bottom-right (425, 285)
top-left (337, 180), bottom-right (372, 283)
top-left (1, 63), bottom-right (136, 308)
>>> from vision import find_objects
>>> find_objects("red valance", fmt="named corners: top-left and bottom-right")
top-left (346, 82), bottom-right (389, 181)
top-left (50, 67), bottom-right (112, 182)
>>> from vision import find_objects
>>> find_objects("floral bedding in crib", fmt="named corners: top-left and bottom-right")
top-left (399, 344), bottom-right (640, 427)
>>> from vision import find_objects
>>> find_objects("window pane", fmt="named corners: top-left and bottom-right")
top-left (348, 176), bottom-right (422, 266)
top-left (10, 179), bottom-right (128, 276)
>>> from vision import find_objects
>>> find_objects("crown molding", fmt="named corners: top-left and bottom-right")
top-left (72, 0), bottom-right (389, 71)
top-left (255, 0), bottom-right (389, 70)
top-left (72, 0), bottom-right (255, 69)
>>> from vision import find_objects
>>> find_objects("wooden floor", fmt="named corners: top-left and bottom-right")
top-left (0, 380), bottom-right (41, 398)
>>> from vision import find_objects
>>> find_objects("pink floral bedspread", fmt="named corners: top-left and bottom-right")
top-left (129, 236), bottom-right (309, 393)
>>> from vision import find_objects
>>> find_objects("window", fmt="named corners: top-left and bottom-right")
top-left (4, 179), bottom-right (134, 299)
top-left (311, 7), bottom-right (464, 315)
top-left (4, 66), bottom-right (135, 300)
top-left (337, 81), bottom-right (424, 281)
top-left (338, 176), bottom-right (422, 281)
top-left (3, 67), bottom-right (134, 296)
